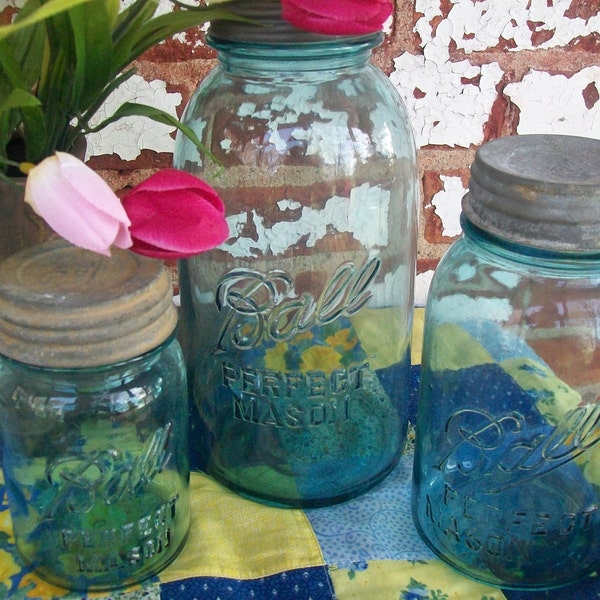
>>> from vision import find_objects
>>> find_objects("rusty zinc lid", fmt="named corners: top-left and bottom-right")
top-left (0, 239), bottom-right (177, 368)
top-left (462, 134), bottom-right (600, 252)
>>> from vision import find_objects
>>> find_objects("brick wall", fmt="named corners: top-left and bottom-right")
top-left (3, 0), bottom-right (600, 302)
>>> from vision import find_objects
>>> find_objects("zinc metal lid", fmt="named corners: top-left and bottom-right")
top-left (462, 134), bottom-right (600, 251)
top-left (0, 239), bottom-right (177, 368)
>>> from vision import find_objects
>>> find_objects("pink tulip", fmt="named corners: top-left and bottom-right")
top-left (281, 0), bottom-right (393, 35)
top-left (122, 169), bottom-right (230, 260)
top-left (24, 152), bottom-right (132, 256)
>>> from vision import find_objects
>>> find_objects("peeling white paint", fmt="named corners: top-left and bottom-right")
top-left (85, 75), bottom-right (182, 160)
top-left (390, 52), bottom-right (503, 148)
top-left (396, 0), bottom-right (599, 149)
top-left (222, 184), bottom-right (390, 258)
top-left (431, 176), bottom-right (466, 237)
top-left (278, 199), bottom-right (302, 211)
top-left (433, 295), bottom-right (514, 323)
top-left (505, 67), bottom-right (600, 138)
top-left (370, 266), bottom-right (412, 308)
top-left (383, 13), bottom-right (393, 37)
top-left (416, 0), bottom-right (600, 53)
top-left (391, 0), bottom-right (504, 149)
top-left (415, 270), bottom-right (435, 307)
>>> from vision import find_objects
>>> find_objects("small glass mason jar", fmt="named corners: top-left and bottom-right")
top-left (413, 134), bottom-right (600, 590)
top-left (0, 240), bottom-right (190, 591)
top-left (174, 2), bottom-right (418, 507)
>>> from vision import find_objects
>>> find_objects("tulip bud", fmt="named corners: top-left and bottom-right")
top-left (24, 152), bottom-right (132, 256)
top-left (122, 169), bottom-right (230, 260)
top-left (281, 0), bottom-right (393, 35)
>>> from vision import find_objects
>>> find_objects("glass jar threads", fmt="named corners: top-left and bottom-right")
top-left (174, 2), bottom-right (418, 507)
top-left (413, 134), bottom-right (600, 589)
top-left (0, 240), bottom-right (190, 591)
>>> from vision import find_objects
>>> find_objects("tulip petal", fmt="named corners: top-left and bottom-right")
top-left (122, 170), bottom-right (230, 259)
top-left (281, 0), bottom-right (392, 35)
top-left (130, 169), bottom-right (226, 216)
top-left (24, 153), bottom-right (132, 255)
top-left (54, 153), bottom-right (131, 224)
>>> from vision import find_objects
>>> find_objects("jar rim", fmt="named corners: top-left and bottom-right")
top-left (208, 0), bottom-right (382, 46)
top-left (0, 328), bottom-right (178, 373)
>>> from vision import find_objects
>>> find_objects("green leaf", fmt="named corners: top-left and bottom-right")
top-left (0, 0), bottom-right (93, 40)
top-left (21, 104), bottom-right (48, 160)
top-left (111, 6), bottom-right (249, 73)
top-left (0, 88), bottom-right (42, 112)
top-left (87, 101), bottom-right (217, 163)
top-left (69, 0), bottom-right (113, 110)
top-left (36, 48), bottom-right (70, 160)
top-left (105, 0), bottom-right (121, 28)
top-left (0, 40), bottom-right (27, 90)
top-left (6, 0), bottom-right (46, 91)
top-left (112, 0), bottom-right (160, 46)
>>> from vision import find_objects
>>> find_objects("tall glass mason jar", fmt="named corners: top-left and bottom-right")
top-left (174, 2), bottom-right (418, 507)
top-left (0, 240), bottom-right (190, 591)
top-left (413, 134), bottom-right (600, 589)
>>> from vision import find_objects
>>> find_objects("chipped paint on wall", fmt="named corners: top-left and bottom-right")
top-left (415, 271), bottom-right (435, 307)
top-left (393, 0), bottom-right (599, 150)
top-left (390, 0), bottom-right (504, 148)
top-left (223, 184), bottom-right (391, 258)
top-left (85, 75), bottom-right (182, 161)
top-left (390, 52), bottom-right (503, 148)
top-left (505, 67), bottom-right (600, 138)
top-left (430, 176), bottom-right (466, 237)
top-left (416, 0), bottom-right (600, 53)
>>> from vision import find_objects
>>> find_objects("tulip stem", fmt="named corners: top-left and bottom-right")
top-left (0, 157), bottom-right (33, 175)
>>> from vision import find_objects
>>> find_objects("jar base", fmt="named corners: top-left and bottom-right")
top-left (207, 451), bottom-right (404, 508)
top-left (412, 508), bottom-right (599, 591)
top-left (18, 526), bottom-right (190, 593)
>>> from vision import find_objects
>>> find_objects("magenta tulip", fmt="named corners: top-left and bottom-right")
top-left (281, 0), bottom-right (393, 35)
top-left (24, 152), bottom-right (132, 256)
top-left (122, 169), bottom-right (230, 259)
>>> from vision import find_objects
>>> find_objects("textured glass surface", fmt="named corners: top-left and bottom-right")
top-left (174, 34), bottom-right (418, 507)
top-left (413, 219), bottom-right (600, 590)
top-left (0, 337), bottom-right (190, 591)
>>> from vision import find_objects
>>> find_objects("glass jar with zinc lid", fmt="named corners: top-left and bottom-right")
top-left (413, 134), bottom-right (600, 590)
top-left (0, 239), bottom-right (190, 591)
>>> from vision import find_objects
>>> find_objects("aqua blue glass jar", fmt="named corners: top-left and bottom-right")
top-left (413, 134), bottom-right (600, 590)
top-left (174, 1), bottom-right (418, 507)
top-left (0, 240), bottom-right (190, 591)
